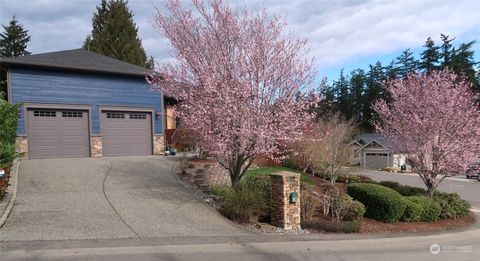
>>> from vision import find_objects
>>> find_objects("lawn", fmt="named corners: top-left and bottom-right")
top-left (245, 166), bottom-right (315, 186)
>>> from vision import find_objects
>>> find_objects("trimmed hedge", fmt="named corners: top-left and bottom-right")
top-left (401, 198), bottom-right (423, 222)
top-left (408, 196), bottom-right (441, 222)
top-left (378, 181), bottom-right (427, 196)
top-left (347, 183), bottom-right (406, 223)
top-left (301, 220), bottom-right (360, 233)
top-left (433, 192), bottom-right (470, 219)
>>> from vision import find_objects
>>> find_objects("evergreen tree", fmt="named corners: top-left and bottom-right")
top-left (0, 16), bottom-right (31, 57)
top-left (451, 41), bottom-right (479, 92)
top-left (394, 49), bottom-right (418, 78)
top-left (364, 62), bottom-right (386, 130)
top-left (440, 34), bottom-right (455, 68)
top-left (84, 0), bottom-right (148, 67)
top-left (418, 37), bottom-right (440, 73)
top-left (349, 69), bottom-right (366, 126)
top-left (317, 79), bottom-right (335, 116)
top-left (334, 69), bottom-right (351, 118)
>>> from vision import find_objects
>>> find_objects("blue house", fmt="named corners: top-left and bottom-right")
top-left (0, 49), bottom-right (168, 159)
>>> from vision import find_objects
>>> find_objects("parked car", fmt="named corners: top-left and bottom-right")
top-left (465, 162), bottom-right (480, 179)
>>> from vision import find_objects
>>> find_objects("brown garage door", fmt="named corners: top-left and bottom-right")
top-left (27, 109), bottom-right (90, 159)
top-left (365, 152), bottom-right (389, 169)
top-left (101, 111), bottom-right (152, 156)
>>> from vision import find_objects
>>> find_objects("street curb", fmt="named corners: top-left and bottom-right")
top-left (0, 159), bottom-right (20, 229)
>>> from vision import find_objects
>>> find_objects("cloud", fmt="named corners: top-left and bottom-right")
top-left (1, 0), bottom-right (478, 71)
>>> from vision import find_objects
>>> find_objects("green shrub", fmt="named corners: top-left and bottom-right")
top-left (0, 100), bottom-right (21, 168)
top-left (346, 175), bottom-right (361, 184)
top-left (341, 197), bottom-right (366, 221)
top-left (379, 181), bottom-right (426, 196)
top-left (347, 183), bottom-right (406, 223)
top-left (401, 198), bottom-right (423, 222)
top-left (408, 196), bottom-right (441, 222)
top-left (301, 219), bottom-right (360, 233)
top-left (433, 192), bottom-right (470, 219)
top-left (212, 175), bottom-right (270, 222)
top-left (378, 181), bottom-right (401, 189)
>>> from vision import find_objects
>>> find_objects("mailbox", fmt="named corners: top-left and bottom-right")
top-left (289, 191), bottom-right (298, 203)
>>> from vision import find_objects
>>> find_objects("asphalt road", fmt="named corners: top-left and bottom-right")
top-left (2, 228), bottom-right (479, 261)
top-left (355, 169), bottom-right (480, 211)
top-left (1, 161), bottom-right (479, 261)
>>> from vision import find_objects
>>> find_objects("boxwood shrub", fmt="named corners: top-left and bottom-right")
top-left (347, 183), bottom-right (406, 223)
top-left (407, 196), bottom-right (441, 222)
top-left (401, 198), bottom-right (423, 222)
top-left (378, 181), bottom-right (427, 196)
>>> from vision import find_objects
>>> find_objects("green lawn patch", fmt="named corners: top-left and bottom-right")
top-left (245, 166), bottom-right (315, 186)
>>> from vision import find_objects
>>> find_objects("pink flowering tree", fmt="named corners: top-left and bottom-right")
top-left (373, 69), bottom-right (480, 195)
top-left (148, 0), bottom-right (319, 186)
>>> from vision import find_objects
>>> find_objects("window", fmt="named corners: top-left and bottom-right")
top-left (62, 111), bottom-right (83, 118)
top-left (33, 110), bottom-right (56, 117)
top-left (129, 113), bottom-right (147, 120)
top-left (106, 112), bottom-right (125, 119)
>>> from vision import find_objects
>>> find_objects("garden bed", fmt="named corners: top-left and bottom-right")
top-left (183, 164), bottom-right (476, 235)
top-left (360, 213), bottom-right (476, 233)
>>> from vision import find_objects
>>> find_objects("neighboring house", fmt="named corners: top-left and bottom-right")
top-left (349, 133), bottom-right (407, 170)
top-left (0, 49), bottom-right (168, 159)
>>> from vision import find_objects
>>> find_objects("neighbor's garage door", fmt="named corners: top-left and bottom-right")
top-left (27, 109), bottom-right (90, 159)
top-left (365, 153), bottom-right (389, 169)
top-left (101, 111), bottom-right (152, 156)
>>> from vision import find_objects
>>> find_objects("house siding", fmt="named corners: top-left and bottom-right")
top-left (10, 67), bottom-right (163, 135)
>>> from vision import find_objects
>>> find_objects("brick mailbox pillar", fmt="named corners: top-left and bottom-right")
top-left (269, 171), bottom-right (301, 230)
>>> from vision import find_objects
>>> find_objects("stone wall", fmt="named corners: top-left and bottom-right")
top-left (182, 159), bottom-right (231, 192)
top-left (153, 135), bottom-right (165, 155)
top-left (90, 136), bottom-right (103, 158)
top-left (269, 171), bottom-right (301, 230)
top-left (15, 136), bottom-right (28, 159)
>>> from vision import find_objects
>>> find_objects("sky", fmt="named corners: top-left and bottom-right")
top-left (1, 0), bottom-right (479, 81)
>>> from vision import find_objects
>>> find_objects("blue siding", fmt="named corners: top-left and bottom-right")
top-left (11, 68), bottom-right (163, 135)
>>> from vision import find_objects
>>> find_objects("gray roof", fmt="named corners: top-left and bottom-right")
top-left (356, 133), bottom-right (390, 148)
top-left (0, 49), bottom-right (149, 77)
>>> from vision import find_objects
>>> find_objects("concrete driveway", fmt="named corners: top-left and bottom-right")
top-left (0, 156), bottom-right (247, 241)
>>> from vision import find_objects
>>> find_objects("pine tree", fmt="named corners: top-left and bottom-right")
top-left (451, 41), bottom-right (479, 92)
top-left (0, 16), bottom-right (31, 57)
top-left (394, 49), bottom-right (418, 78)
top-left (334, 69), bottom-right (351, 119)
top-left (84, 0), bottom-right (148, 67)
top-left (364, 62), bottom-right (386, 130)
top-left (418, 37), bottom-right (440, 73)
top-left (440, 34), bottom-right (455, 68)
top-left (349, 69), bottom-right (366, 127)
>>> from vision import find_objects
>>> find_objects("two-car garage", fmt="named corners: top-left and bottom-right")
top-left (27, 108), bottom-right (153, 159)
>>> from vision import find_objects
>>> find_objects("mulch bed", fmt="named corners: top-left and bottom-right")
top-left (305, 173), bottom-right (477, 234)
top-left (360, 213), bottom-right (476, 233)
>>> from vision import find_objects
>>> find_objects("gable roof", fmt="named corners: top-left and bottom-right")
top-left (352, 132), bottom-right (393, 150)
top-left (0, 49), bottom-right (149, 77)
top-left (357, 139), bottom-right (390, 151)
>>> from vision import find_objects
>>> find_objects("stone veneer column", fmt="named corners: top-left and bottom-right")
top-left (15, 136), bottom-right (28, 159)
top-left (153, 135), bottom-right (165, 155)
top-left (90, 136), bottom-right (103, 158)
top-left (269, 171), bottom-right (301, 230)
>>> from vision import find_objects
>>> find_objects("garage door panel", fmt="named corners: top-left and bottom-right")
top-left (28, 109), bottom-right (90, 159)
top-left (102, 111), bottom-right (152, 156)
top-left (365, 152), bottom-right (389, 169)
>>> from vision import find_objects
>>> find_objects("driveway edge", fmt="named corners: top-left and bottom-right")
top-left (0, 159), bottom-right (20, 229)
